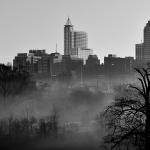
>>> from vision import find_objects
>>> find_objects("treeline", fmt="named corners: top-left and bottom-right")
top-left (0, 113), bottom-right (59, 149)
top-left (0, 64), bottom-right (35, 102)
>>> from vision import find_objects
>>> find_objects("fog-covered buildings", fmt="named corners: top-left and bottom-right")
top-left (13, 50), bottom-right (84, 79)
top-left (84, 55), bottom-right (100, 77)
top-left (104, 54), bottom-right (134, 77)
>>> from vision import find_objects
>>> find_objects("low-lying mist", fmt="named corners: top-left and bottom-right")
top-left (0, 80), bottom-right (111, 121)
top-left (0, 77), bottom-right (131, 149)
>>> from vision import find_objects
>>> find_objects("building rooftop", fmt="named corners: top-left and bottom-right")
top-left (145, 20), bottom-right (150, 27)
top-left (107, 54), bottom-right (117, 58)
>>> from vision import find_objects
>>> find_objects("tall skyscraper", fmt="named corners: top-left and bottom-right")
top-left (64, 18), bottom-right (92, 63)
top-left (143, 21), bottom-right (150, 62)
top-left (64, 18), bottom-right (74, 55)
top-left (135, 43), bottom-right (143, 61)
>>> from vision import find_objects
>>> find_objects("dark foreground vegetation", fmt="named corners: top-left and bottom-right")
top-left (101, 67), bottom-right (150, 150)
top-left (0, 114), bottom-right (101, 150)
top-left (0, 64), bottom-right (35, 103)
top-left (0, 113), bottom-right (59, 150)
top-left (2, 63), bottom-right (150, 150)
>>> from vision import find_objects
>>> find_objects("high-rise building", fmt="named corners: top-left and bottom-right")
top-left (143, 21), bottom-right (150, 62)
top-left (64, 18), bottom-right (92, 63)
top-left (74, 31), bottom-right (88, 49)
top-left (136, 43), bottom-right (143, 61)
top-left (64, 18), bottom-right (74, 55)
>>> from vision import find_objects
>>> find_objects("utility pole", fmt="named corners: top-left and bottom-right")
top-left (80, 65), bottom-right (83, 86)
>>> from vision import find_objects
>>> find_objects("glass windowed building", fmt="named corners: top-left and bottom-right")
top-left (64, 18), bottom-right (92, 63)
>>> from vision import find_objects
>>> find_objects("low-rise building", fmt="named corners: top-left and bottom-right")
top-left (104, 54), bottom-right (134, 77)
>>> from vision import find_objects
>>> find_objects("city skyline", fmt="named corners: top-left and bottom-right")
top-left (1, 0), bottom-right (150, 64)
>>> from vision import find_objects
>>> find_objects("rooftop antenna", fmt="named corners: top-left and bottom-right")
top-left (56, 43), bottom-right (58, 53)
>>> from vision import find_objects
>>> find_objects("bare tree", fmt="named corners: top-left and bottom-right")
top-left (102, 68), bottom-right (150, 150)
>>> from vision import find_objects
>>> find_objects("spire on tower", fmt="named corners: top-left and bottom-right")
top-left (56, 43), bottom-right (58, 53)
top-left (65, 17), bottom-right (72, 26)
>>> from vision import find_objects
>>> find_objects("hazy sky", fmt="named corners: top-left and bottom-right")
top-left (0, 0), bottom-right (150, 64)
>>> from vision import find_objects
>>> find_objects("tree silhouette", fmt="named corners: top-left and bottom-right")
top-left (0, 64), bottom-right (31, 103)
top-left (102, 67), bottom-right (150, 150)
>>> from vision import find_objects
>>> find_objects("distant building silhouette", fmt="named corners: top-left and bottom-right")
top-left (124, 57), bottom-right (135, 73)
top-left (26, 49), bottom-right (48, 73)
top-left (49, 52), bottom-right (63, 77)
top-left (13, 49), bottom-right (84, 79)
top-left (70, 48), bottom-right (93, 64)
top-left (134, 20), bottom-right (150, 67)
top-left (136, 43), bottom-right (143, 61)
top-left (64, 18), bottom-right (74, 55)
top-left (13, 49), bottom-right (50, 74)
top-left (13, 53), bottom-right (28, 71)
top-left (143, 21), bottom-right (150, 62)
top-left (104, 54), bottom-right (134, 77)
top-left (84, 55), bottom-right (100, 77)
top-left (64, 18), bottom-right (92, 63)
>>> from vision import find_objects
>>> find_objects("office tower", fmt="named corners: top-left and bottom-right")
top-left (64, 18), bottom-right (92, 63)
top-left (64, 18), bottom-right (74, 55)
top-left (74, 31), bottom-right (88, 49)
top-left (135, 43), bottom-right (143, 61)
top-left (143, 21), bottom-right (150, 62)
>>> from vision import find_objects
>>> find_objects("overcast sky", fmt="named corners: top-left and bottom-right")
top-left (0, 0), bottom-right (150, 64)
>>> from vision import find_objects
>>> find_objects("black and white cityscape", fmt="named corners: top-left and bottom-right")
top-left (13, 17), bottom-right (136, 80)
top-left (1, 1), bottom-right (150, 150)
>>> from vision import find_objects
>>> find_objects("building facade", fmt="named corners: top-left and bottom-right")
top-left (64, 18), bottom-right (92, 62)
top-left (70, 48), bottom-right (93, 64)
top-left (13, 53), bottom-right (27, 71)
top-left (74, 31), bottom-right (88, 49)
top-left (104, 54), bottom-right (134, 76)
top-left (13, 50), bottom-right (84, 79)
top-left (143, 21), bottom-right (150, 62)
top-left (13, 50), bottom-right (51, 74)
top-left (136, 43), bottom-right (143, 61)
top-left (84, 55), bottom-right (100, 77)
top-left (64, 18), bottom-right (74, 55)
